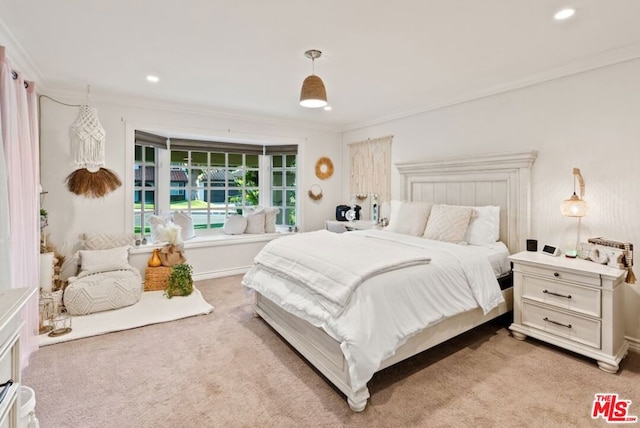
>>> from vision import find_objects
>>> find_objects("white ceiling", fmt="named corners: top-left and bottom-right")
top-left (1, 1), bottom-right (640, 131)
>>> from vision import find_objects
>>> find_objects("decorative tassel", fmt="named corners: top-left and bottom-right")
top-left (626, 267), bottom-right (636, 284)
top-left (65, 168), bottom-right (122, 198)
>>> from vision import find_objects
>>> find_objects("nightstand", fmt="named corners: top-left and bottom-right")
top-left (509, 251), bottom-right (628, 373)
top-left (325, 220), bottom-right (376, 233)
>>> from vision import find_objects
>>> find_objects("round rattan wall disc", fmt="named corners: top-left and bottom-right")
top-left (315, 157), bottom-right (334, 180)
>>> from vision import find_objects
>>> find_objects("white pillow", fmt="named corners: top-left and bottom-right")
top-left (172, 211), bottom-right (196, 241)
top-left (263, 207), bottom-right (280, 233)
top-left (78, 246), bottom-right (131, 272)
top-left (463, 205), bottom-right (500, 245)
top-left (148, 215), bottom-right (170, 243)
top-left (423, 204), bottom-right (474, 243)
top-left (245, 210), bottom-right (266, 234)
top-left (223, 215), bottom-right (248, 235)
top-left (385, 200), bottom-right (433, 236)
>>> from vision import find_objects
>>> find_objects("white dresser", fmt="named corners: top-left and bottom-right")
top-left (0, 287), bottom-right (36, 428)
top-left (509, 251), bottom-right (628, 373)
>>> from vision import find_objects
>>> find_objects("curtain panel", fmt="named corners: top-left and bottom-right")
top-left (0, 45), bottom-right (40, 369)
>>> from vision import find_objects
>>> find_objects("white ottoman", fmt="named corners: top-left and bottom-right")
top-left (64, 268), bottom-right (142, 315)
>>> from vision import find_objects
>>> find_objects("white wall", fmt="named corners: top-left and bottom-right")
top-left (39, 93), bottom-right (343, 277)
top-left (342, 59), bottom-right (640, 345)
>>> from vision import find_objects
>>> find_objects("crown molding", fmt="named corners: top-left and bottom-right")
top-left (344, 43), bottom-right (640, 132)
top-left (43, 84), bottom-right (343, 134)
top-left (0, 18), bottom-right (47, 87)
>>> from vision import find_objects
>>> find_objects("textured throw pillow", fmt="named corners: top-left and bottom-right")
top-left (463, 205), bottom-right (500, 245)
top-left (423, 204), bottom-right (474, 243)
top-left (385, 200), bottom-right (433, 236)
top-left (223, 215), bottom-right (248, 235)
top-left (78, 246), bottom-right (131, 272)
top-left (80, 233), bottom-right (135, 250)
top-left (263, 207), bottom-right (280, 233)
top-left (245, 210), bottom-right (266, 234)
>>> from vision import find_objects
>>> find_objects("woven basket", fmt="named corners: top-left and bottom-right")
top-left (144, 266), bottom-right (172, 291)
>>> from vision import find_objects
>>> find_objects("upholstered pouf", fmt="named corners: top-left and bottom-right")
top-left (64, 269), bottom-right (142, 316)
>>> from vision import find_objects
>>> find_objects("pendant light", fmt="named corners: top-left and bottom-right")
top-left (300, 49), bottom-right (328, 108)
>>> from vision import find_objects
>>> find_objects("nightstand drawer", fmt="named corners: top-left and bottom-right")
top-left (517, 263), bottom-right (601, 287)
top-left (522, 301), bottom-right (601, 349)
top-left (522, 275), bottom-right (601, 317)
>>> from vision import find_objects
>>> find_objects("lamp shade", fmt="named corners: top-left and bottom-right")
top-left (561, 193), bottom-right (588, 217)
top-left (300, 75), bottom-right (327, 108)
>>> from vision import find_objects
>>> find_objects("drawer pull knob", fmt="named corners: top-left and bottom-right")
top-left (553, 272), bottom-right (560, 277)
top-left (543, 317), bottom-right (572, 329)
top-left (542, 289), bottom-right (572, 299)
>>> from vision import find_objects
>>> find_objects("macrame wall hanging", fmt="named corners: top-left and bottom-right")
top-left (349, 135), bottom-right (392, 203)
top-left (65, 87), bottom-right (121, 198)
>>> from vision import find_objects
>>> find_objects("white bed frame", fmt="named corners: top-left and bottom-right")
top-left (253, 151), bottom-right (538, 411)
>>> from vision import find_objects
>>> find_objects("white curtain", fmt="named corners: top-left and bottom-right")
top-left (0, 45), bottom-right (40, 368)
top-left (349, 135), bottom-right (393, 203)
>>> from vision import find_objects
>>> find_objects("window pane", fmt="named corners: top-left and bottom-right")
top-left (211, 189), bottom-right (225, 203)
top-left (134, 146), bottom-right (142, 162)
top-left (144, 191), bottom-right (155, 210)
top-left (210, 152), bottom-right (225, 168)
top-left (144, 146), bottom-right (155, 162)
top-left (191, 151), bottom-right (208, 167)
top-left (285, 171), bottom-right (296, 187)
top-left (285, 155), bottom-right (296, 168)
top-left (244, 189), bottom-right (259, 206)
top-left (272, 155), bottom-right (283, 168)
top-left (229, 169), bottom-right (241, 188)
top-left (171, 150), bottom-right (188, 165)
top-left (228, 153), bottom-right (242, 168)
top-left (191, 167), bottom-right (207, 187)
top-left (286, 190), bottom-right (296, 207)
top-left (284, 208), bottom-right (296, 226)
top-left (246, 170), bottom-right (259, 186)
top-left (246, 154), bottom-right (259, 168)
top-left (144, 166), bottom-right (155, 186)
top-left (272, 171), bottom-right (283, 187)
top-left (272, 190), bottom-right (283, 205)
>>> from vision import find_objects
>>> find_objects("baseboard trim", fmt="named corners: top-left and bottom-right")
top-left (193, 266), bottom-right (250, 281)
top-left (625, 336), bottom-right (640, 354)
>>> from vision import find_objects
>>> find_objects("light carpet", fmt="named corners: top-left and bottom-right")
top-left (39, 287), bottom-right (214, 346)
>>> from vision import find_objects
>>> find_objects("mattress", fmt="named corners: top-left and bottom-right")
top-left (243, 229), bottom-right (506, 391)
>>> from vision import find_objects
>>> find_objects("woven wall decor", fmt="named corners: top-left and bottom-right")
top-left (315, 157), bottom-right (334, 180)
top-left (349, 135), bottom-right (392, 203)
top-left (65, 104), bottom-right (121, 198)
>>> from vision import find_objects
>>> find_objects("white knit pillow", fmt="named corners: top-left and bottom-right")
top-left (223, 215), bottom-right (248, 235)
top-left (80, 233), bottom-right (135, 250)
top-left (263, 207), bottom-right (280, 233)
top-left (423, 204), bottom-right (474, 243)
top-left (78, 246), bottom-right (131, 272)
top-left (245, 210), bottom-right (266, 234)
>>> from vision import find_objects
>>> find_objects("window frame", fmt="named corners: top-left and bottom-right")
top-left (131, 130), bottom-right (298, 237)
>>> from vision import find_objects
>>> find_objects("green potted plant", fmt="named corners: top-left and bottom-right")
top-left (164, 263), bottom-right (193, 299)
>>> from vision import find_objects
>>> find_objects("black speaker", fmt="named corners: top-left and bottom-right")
top-left (526, 239), bottom-right (538, 252)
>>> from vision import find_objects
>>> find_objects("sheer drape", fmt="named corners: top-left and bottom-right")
top-left (0, 45), bottom-right (40, 368)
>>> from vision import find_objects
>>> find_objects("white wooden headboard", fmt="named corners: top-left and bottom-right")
top-left (395, 151), bottom-right (538, 254)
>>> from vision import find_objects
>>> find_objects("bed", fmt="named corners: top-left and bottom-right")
top-left (242, 151), bottom-right (537, 411)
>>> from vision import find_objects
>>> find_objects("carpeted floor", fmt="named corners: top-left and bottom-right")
top-left (23, 276), bottom-right (640, 427)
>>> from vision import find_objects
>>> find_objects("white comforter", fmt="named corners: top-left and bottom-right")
top-left (242, 229), bottom-right (504, 391)
top-left (253, 229), bottom-right (432, 317)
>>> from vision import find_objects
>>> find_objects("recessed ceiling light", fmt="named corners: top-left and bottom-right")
top-left (146, 75), bottom-right (160, 83)
top-left (323, 106), bottom-right (332, 111)
top-left (554, 8), bottom-right (575, 20)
